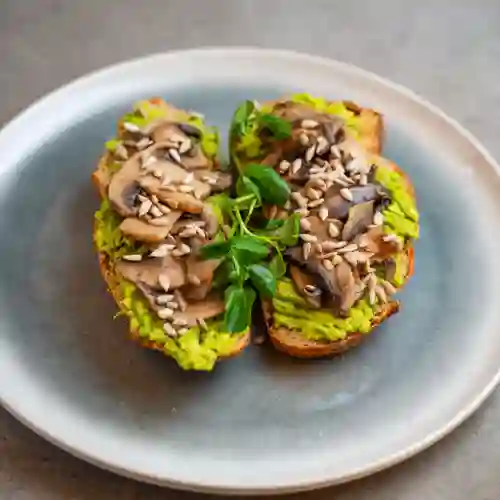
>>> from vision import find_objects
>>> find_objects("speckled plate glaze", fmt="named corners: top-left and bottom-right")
top-left (1, 48), bottom-right (500, 495)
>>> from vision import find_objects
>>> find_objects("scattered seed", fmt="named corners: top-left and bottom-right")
top-left (295, 207), bottom-right (310, 216)
top-left (178, 184), bottom-right (194, 193)
top-left (381, 280), bottom-right (397, 296)
top-left (168, 148), bottom-right (182, 164)
top-left (150, 244), bottom-right (171, 258)
top-left (327, 222), bottom-right (339, 239)
top-left (307, 178), bottom-right (327, 191)
top-left (179, 243), bottom-right (191, 254)
top-left (123, 122), bottom-right (141, 133)
top-left (340, 188), bottom-right (353, 201)
top-left (137, 138), bottom-right (152, 150)
top-left (300, 233), bottom-right (318, 243)
top-left (197, 318), bottom-right (208, 331)
top-left (338, 243), bottom-right (358, 253)
top-left (178, 328), bottom-right (189, 335)
top-left (303, 242), bottom-right (312, 260)
top-left (291, 191), bottom-right (307, 208)
top-left (268, 205), bottom-right (278, 220)
top-left (322, 240), bottom-right (341, 252)
top-left (332, 254), bottom-right (344, 266)
top-left (138, 199), bottom-right (153, 217)
top-left (330, 145), bottom-right (341, 158)
top-left (158, 274), bottom-right (171, 292)
top-left (308, 198), bottom-right (324, 208)
top-left (305, 187), bottom-right (321, 200)
top-left (316, 136), bottom-right (329, 155)
top-left (188, 274), bottom-right (201, 285)
top-left (323, 259), bottom-right (334, 270)
top-left (184, 172), bottom-right (194, 183)
top-left (174, 290), bottom-right (187, 312)
top-left (114, 143), bottom-right (129, 160)
top-left (359, 174), bottom-right (368, 186)
top-left (163, 322), bottom-right (177, 337)
top-left (179, 228), bottom-right (197, 238)
top-left (333, 177), bottom-right (350, 188)
top-left (299, 132), bottom-right (309, 146)
top-left (279, 160), bottom-right (291, 173)
top-left (375, 284), bottom-right (388, 303)
top-left (178, 139), bottom-right (192, 154)
top-left (343, 252), bottom-right (359, 267)
top-left (122, 254), bottom-right (142, 262)
top-left (373, 212), bottom-right (384, 226)
top-left (291, 158), bottom-right (303, 174)
top-left (148, 206), bottom-right (162, 219)
top-left (173, 317), bottom-right (188, 326)
top-left (383, 234), bottom-right (401, 245)
top-left (301, 119), bottom-right (319, 129)
top-left (304, 284), bottom-right (321, 296)
top-left (319, 207), bottom-right (329, 221)
top-left (300, 219), bottom-right (312, 232)
top-left (305, 145), bottom-right (316, 162)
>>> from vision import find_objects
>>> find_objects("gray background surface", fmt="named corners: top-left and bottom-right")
top-left (1, 0), bottom-right (500, 498)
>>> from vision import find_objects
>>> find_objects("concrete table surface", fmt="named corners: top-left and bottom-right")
top-left (1, 1), bottom-right (500, 498)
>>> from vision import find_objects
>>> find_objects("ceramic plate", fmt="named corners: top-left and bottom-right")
top-left (1, 48), bottom-right (500, 495)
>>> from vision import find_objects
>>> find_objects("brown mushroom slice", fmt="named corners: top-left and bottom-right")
top-left (303, 215), bottom-right (330, 242)
top-left (335, 260), bottom-right (358, 315)
top-left (324, 184), bottom-right (387, 220)
top-left (341, 201), bottom-right (375, 241)
top-left (117, 254), bottom-right (185, 291)
top-left (290, 265), bottom-right (322, 309)
top-left (201, 205), bottom-right (219, 237)
top-left (154, 191), bottom-right (205, 214)
top-left (185, 256), bottom-right (220, 285)
top-left (357, 226), bottom-right (400, 261)
top-left (172, 295), bottom-right (225, 327)
top-left (119, 212), bottom-right (182, 243)
top-left (181, 281), bottom-right (212, 301)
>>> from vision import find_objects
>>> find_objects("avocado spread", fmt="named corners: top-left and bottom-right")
top-left (94, 102), bottom-right (240, 371)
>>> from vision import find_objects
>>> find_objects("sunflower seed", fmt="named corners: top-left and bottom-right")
top-left (157, 203), bottom-right (171, 214)
top-left (152, 169), bottom-right (163, 179)
top-left (359, 174), bottom-right (368, 186)
top-left (305, 187), bottom-right (321, 200)
top-left (332, 254), bottom-right (344, 266)
top-left (158, 274), bottom-right (171, 292)
top-left (333, 177), bottom-right (350, 188)
top-left (268, 205), bottom-right (278, 220)
top-left (322, 240), bottom-right (341, 252)
top-left (300, 219), bottom-right (312, 232)
top-left (123, 122), bottom-right (141, 133)
top-left (323, 259), bottom-right (334, 270)
top-left (338, 243), bottom-right (358, 253)
top-left (304, 284), bottom-right (321, 296)
top-left (114, 143), bottom-right (129, 160)
top-left (291, 191), bottom-right (307, 208)
top-left (383, 234), bottom-right (401, 244)
top-left (340, 188), bottom-right (353, 201)
top-left (168, 148), bottom-right (182, 164)
top-left (136, 138), bottom-right (152, 150)
top-left (178, 243), bottom-right (191, 254)
top-left (173, 317), bottom-right (188, 326)
top-left (157, 294), bottom-right (175, 305)
top-left (178, 184), bottom-right (194, 193)
top-left (307, 178), bottom-right (327, 191)
top-left (373, 212), bottom-right (384, 226)
top-left (343, 252), bottom-right (359, 267)
top-left (301, 119), bottom-right (319, 129)
top-left (316, 136), bottom-right (329, 155)
top-left (303, 242), bottom-right (312, 260)
top-left (319, 207), bottom-right (329, 221)
top-left (150, 244), bottom-right (173, 258)
top-left (138, 199), bottom-right (153, 217)
top-left (327, 222), bottom-right (339, 239)
top-left (330, 145), bottom-right (341, 158)
top-left (122, 254), bottom-right (142, 262)
top-left (184, 172), bottom-right (194, 183)
top-left (295, 207), bottom-right (310, 216)
top-left (309, 165), bottom-right (325, 174)
top-left (308, 198), bottom-right (324, 208)
top-left (178, 139), bottom-right (192, 154)
top-left (374, 284), bottom-right (388, 303)
top-left (178, 328), bottom-right (189, 335)
top-left (179, 228), bottom-right (197, 238)
top-left (188, 274), bottom-right (201, 285)
top-left (174, 290), bottom-right (187, 312)
top-left (300, 233), bottom-right (318, 243)
top-left (279, 160), bottom-right (291, 173)
top-left (305, 145), bottom-right (316, 162)
top-left (197, 318), bottom-right (208, 331)
top-left (163, 322), bottom-right (177, 337)
top-left (291, 158), bottom-right (303, 174)
top-left (299, 133), bottom-right (309, 146)
top-left (381, 280), bottom-right (397, 296)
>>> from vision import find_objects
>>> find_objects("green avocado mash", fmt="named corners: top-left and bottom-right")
top-left (94, 199), bottom-right (241, 371)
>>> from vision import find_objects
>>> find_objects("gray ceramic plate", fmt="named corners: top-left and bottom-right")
top-left (1, 48), bottom-right (500, 495)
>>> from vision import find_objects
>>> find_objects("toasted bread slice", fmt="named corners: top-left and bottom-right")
top-left (96, 248), bottom-right (250, 359)
top-left (263, 156), bottom-right (416, 358)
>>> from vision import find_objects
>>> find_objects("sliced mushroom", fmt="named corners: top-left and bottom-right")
top-left (290, 265), bottom-right (322, 309)
top-left (181, 281), bottom-right (212, 301)
top-left (119, 212), bottom-right (182, 243)
top-left (335, 260), bottom-right (357, 315)
top-left (172, 295), bottom-right (225, 327)
top-left (201, 205), bottom-right (219, 237)
top-left (177, 122), bottom-right (203, 139)
top-left (324, 183), bottom-right (388, 220)
top-left (341, 201), bottom-right (375, 241)
top-left (116, 254), bottom-right (185, 291)
top-left (153, 191), bottom-right (205, 214)
top-left (356, 226), bottom-right (401, 261)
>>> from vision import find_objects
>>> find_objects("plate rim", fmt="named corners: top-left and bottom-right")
top-left (1, 46), bottom-right (500, 494)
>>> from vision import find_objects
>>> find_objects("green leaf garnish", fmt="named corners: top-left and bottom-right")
top-left (199, 240), bottom-right (231, 260)
top-left (243, 164), bottom-right (291, 207)
top-left (269, 254), bottom-right (287, 279)
top-left (259, 113), bottom-right (292, 139)
top-left (279, 213), bottom-right (301, 246)
top-left (248, 264), bottom-right (276, 298)
top-left (224, 285), bottom-right (256, 333)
